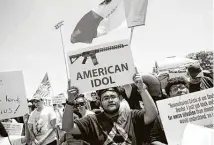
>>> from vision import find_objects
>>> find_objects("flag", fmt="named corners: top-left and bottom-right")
top-left (32, 73), bottom-right (52, 98)
top-left (123, 0), bottom-right (148, 28)
top-left (70, 0), bottom-right (126, 44)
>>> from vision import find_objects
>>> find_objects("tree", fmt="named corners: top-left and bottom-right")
top-left (186, 51), bottom-right (213, 70)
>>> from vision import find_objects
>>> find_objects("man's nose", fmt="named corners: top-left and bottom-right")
top-left (108, 97), bottom-right (114, 102)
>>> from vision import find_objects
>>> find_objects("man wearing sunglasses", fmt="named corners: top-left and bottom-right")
top-left (62, 73), bottom-right (158, 145)
top-left (187, 64), bottom-right (213, 93)
top-left (74, 94), bottom-right (95, 118)
top-left (28, 95), bottom-right (57, 145)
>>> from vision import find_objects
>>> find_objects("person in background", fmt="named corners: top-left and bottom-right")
top-left (150, 77), bottom-right (189, 145)
top-left (90, 92), bottom-right (102, 114)
top-left (62, 73), bottom-right (158, 145)
top-left (28, 95), bottom-right (57, 145)
top-left (187, 64), bottom-right (213, 93)
top-left (74, 94), bottom-right (95, 118)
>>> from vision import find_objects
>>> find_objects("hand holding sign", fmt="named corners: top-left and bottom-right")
top-left (67, 80), bottom-right (79, 102)
top-left (133, 68), bottom-right (147, 92)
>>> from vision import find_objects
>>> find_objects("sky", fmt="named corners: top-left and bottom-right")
top-left (0, 0), bottom-right (212, 98)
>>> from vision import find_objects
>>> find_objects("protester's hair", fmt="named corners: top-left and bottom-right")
top-left (187, 64), bottom-right (202, 74)
top-left (165, 77), bottom-right (188, 96)
top-left (0, 121), bottom-right (8, 137)
top-left (96, 87), bottom-right (121, 100)
top-left (75, 94), bottom-right (85, 101)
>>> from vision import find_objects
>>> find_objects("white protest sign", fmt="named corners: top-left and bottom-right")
top-left (168, 68), bottom-right (187, 79)
top-left (67, 40), bottom-right (135, 93)
top-left (2, 122), bottom-right (23, 136)
top-left (182, 124), bottom-right (214, 145)
top-left (0, 71), bottom-right (28, 120)
top-left (157, 88), bottom-right (214, 145)
top-left (52, 93), bottom-right (66, 104)
top-left (0, 137), bottom-right (11, 145)
top-left (43, 97), bottom-right (53, 106)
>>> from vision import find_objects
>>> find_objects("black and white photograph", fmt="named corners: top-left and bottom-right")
top-left (0, 0), bottom-right (213, 145)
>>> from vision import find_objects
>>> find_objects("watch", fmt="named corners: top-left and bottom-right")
top-left (66, 99), bottom-right (75, 106)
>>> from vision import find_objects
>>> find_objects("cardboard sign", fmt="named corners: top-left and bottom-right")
top-left (2, 122), bottom-right (23, 136)
top-left (67, 40), bottom-right (136, 93)
top-left (0, 137), bottom-right (11, 145)
top-left (182, 124), bottom-right (214, 145)
top-left (0, 71), bottom-right (28, 120)
top-left (157, 88), bottom-right (214, 145)
top-left (52, 93), bottom-right (66, 104)
top-left (43, 97), bottom-right (53, 106)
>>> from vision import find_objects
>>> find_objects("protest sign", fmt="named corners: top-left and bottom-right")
top-left (43, 97), bottom-right (53, 106)
top-left (0, 137), bottom-right (11, 145)
top-left (168, 68), bottom-right (188, 79)
top-left (182, 124), bottom-right (214, 145)
top-left (67, 39), bottom-right (136, 93)
top-left (0, 71), bottom-right (28, 120)
top-left (2, 122), bottom-right (23, 136)
top-left (157, 88), bottom-right (214, 145)
top-left (52, 93), bottom-right (66, 104)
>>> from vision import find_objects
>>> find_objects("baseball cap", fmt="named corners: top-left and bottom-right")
top-left (96, 87), bottom-right (120, 98)
top-left (30, 95), bottom-right (43, 102)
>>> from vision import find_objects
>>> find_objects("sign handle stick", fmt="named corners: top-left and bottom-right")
top-left (129, 27), bottom-right (135, 45)
top-left (55, 21), bottom-right (70, 81)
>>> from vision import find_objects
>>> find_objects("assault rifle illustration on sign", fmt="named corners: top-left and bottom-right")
top-left (69, 43), bottom-right (128, 65)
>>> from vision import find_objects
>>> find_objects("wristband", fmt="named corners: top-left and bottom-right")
top-left (66, 99), bottom-right (75, 106)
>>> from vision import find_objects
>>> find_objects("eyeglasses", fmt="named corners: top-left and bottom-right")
top-left (102, 95), bottom-right (118, 101)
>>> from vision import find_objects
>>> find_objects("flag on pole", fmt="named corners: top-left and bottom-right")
top-left (70, 0), bottom-right (125, 44)
top-left (32, 73), bottom-right (52, 99)
top-left (123, 0), bottom-right (148, 28)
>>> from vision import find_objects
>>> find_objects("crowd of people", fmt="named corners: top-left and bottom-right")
top-left (0, 63), bottom-right (213, 145)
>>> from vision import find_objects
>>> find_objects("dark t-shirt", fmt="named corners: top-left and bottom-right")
top-left (189, 76), bottom-right (213, 93)
top-left (74, 110), bottom-right (152, 145)
top-left (150, 116), bottom-right (167, 144)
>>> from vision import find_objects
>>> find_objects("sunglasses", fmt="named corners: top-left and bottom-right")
top-left (75, 102), bottom-right (85, 107)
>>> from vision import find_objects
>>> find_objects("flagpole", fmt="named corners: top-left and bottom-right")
top-left (129, 27), bottom-right (135, 45)
top-left (55, 21), bottom-right (70, 81)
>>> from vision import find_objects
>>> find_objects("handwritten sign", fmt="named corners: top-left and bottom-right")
top-left (2, 122), bottom-right (23, 136)
top-left (52, 93), bottom-right (66, 104)
top-left (0, 137), bottom-right (11, 145)
top-left (67, 40), bottom-right (136, 93)
top-left (0, 71), bottom-right (28, 120)
top-left (156, 88), bottom-right (214, 145)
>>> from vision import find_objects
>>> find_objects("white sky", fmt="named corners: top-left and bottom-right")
top-left (0, 0), bottom-right (212, 98)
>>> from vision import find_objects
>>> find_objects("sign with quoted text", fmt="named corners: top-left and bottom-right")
top-left (67, 40), bottom-right (136, 93)
top-left (157, 88), bottom-right (214, 145)
top-left (0, 71), bottom-right (28, 120)
top-left (2, 122), bottom-right (23, 136)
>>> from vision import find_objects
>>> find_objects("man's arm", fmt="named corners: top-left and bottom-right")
top-left (62, 80), bottom-right (81, 135)
top-left (133, 73), bottom-right (158, 124)
top-left (27, 123), bottom-right (37, 142)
